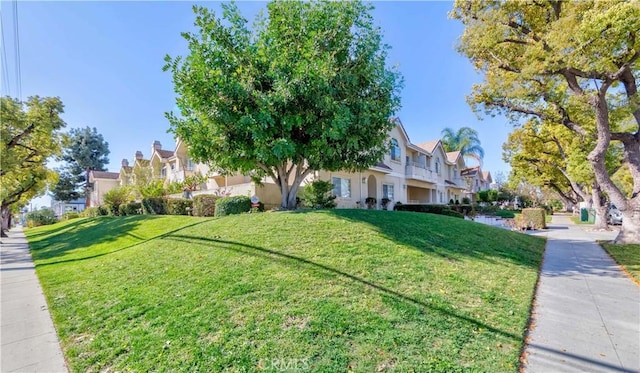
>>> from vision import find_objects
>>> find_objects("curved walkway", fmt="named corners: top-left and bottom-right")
top-left (1, 227), bottom-right (68, 372)
top-left (523, 215), bottom-right (639, 372)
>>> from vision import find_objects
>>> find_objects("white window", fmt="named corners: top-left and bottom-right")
top-left (383, 184), bottom-right (394, 200)
top-left (332, 177), bottom-right (351, 198)
top-left (186, 158), bottom-right (195, 171)
top-left (390, 138), bottom-right (401, 161)
top-left (435, 159), bottom-right (440, 175)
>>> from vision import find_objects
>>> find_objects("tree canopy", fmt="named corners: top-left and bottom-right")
top-left (0, 96), bottom-right (66, 235)
top-left (440, 126), bottom-right (484, 164)
top-left (51, 126), bottom-right (110, 202)
top-left (165, 0), bottom-right (403, 209)
top-left (452, 0), bottom-right (640, 243)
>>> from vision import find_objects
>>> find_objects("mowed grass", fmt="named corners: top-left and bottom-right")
top-left (601, 243), bottom-right (640, 284)
top-left (26, 210), bottom-right (545, 372)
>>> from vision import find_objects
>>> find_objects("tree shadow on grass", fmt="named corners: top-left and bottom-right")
top-left (33, 218), bottom-right (211, 267)
top-left (26, 218), bottom-right (95, 239)
top-left (294, 209), bottom-right (546, 270)
top-left (167, 233), bottom-right (523, 342)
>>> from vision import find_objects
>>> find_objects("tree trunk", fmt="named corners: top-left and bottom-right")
top-left (0, 205), bottom-right (10, 237)
top-left (591, 183), bottom-right (608, 230)
top-left (615, 195), bottom-right (640, 244)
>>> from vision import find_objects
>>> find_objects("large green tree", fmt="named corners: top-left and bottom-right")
top-left (165, 1), bottom-right (402, 209)
top-left (453, 0), bottom-right (640, 243)
top-left (51, 126), bottom-right (110, 203)
top-left (441, 126), bottom-right (485, 164)
top-left (0, 96), bottom-right (66, 235)
top-left (503, 118), bottom-right (623, 228)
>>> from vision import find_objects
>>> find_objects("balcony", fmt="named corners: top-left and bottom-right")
top-left (405, 162), bottom-right (435, 183)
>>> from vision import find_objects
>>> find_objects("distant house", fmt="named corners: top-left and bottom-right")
top-left (50, 198), bottom-right (85, 217)
top-left (461, 166), bottom-right (493, 202)
top-left (88, 171), bottom-right (120, 207)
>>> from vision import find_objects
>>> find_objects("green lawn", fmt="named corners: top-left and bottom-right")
top-left (27, 210), bottom-right (545, 372)
top-left (601, 243), bottom-right (640, 284)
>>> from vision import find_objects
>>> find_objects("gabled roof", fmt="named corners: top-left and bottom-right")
top-left (119, 166), bottom-right (133, 174)
top-left (446, 151), bottom-right (461, 163)
top-left (483, 171), bottom-right (492, 183)
top-left (91, 171), bottom-right (119, 180)
top-left (461, 166), bottom-right (480, 177)
top-left (156, 149), bottom-right (174, 159)
top-left (416, 140), bottom-right (440, 154)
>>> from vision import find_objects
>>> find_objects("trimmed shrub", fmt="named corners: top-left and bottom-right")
top-left (82, 206), bottom-right (109, 217)
top-left (302, 180), bottom-right (337, 209)
top-left (215, 196), bottom-right (251, 217)
top-left (462, 197), bottom-right (471, 204)
top-left (494, 209), bottom-right (515, 219)
top-left (393, 204), bottom-right (464, 219)
top-left (193, 195), bottom-right (218, 217)
top-left (142, 197), bottom-right (167, 215)
top-left (521, 208), bottom-right (546, 229)
top-left (26, 208), bottom-right (58, 227)
top-left (62, 212), bottom-right (80, 220)
top-left (450, 204), bottom-right (474, 216)
top-left (167, 198), bottom-right (194, 215)
top-left (120, 202), bottom-right (142, 216)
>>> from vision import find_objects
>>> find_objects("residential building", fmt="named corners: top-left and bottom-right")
top-left (50, 198), bottom-right (85, 217)
top-left (461, 166), bottom-right (493, 202)
top-left (87, 171), bottom-right (120, 207)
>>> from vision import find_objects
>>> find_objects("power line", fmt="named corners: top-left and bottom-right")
top-left (12, 0), bottom-right (21, 100)
top-left (0, 10), bottom-right (11, 97)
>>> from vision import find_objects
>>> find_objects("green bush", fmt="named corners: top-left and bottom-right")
top-left (494, 209), bottom-right (515, 219)
top-left (142, 197), bottom-right (167, 215)
top-left (193, 195), bottom-right (218, 217)
top-left (26, 208), bottom-right (58, 227)
top-left (450, 204), bottom-right (474, 216)
top-left (62, 212), bottom-right (80, 220)
top-left (119, 202), bottom-right (142, 216)
top-left (302, 180), bottom-right (337, 209)
top-left (215, 196), bottom-right (251, 217)
top-left (521, 208), bottom-right (546, 229)
top-left (462, 197), bottom-right (471, 204)
top-left (103, 186), bottom-right (133, 216)
top-left (393, 204), bottom-right (464, 219)
top-left (81, 206), bottom-right (109, 217)
top-left (166, 198), bottom-right (194, 215)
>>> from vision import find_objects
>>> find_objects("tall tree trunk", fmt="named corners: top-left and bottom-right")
top-left (0, 205), bottom-right (10, 237)
top-left (591, 183), bottom-right (608, 230)
top-left (588, 88), bottom-right (640, 243)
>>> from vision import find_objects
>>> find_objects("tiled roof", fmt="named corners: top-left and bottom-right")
top-left (372, 162), bottom-right (393, 171)
top-left (483, 171), bottom-right (491, 180)
top-left (416, 140), bottom-right (439, 153)
top-left (444, 179), bottom-right (457, 186)
top-left (91, 171), bottom-right (119, 180)
top-left (157, 149), bottom-right (174, 158)
top-left (446, 151), bottom-right (461, 163)
top-left (460, 167), bottom-right (479, 177)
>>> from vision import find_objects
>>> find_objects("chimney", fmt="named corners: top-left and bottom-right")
top-left (121, 159), bottom-right (129, 167)
top-left (135, 151), bottom-right (143, 160)
top-left (153, 140), bottom-right (162, 150)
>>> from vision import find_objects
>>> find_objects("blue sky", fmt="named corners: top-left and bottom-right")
top-left (2, 1), bottom-right (512, 208)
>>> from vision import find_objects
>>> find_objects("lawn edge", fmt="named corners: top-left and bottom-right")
top-left (598, 241), bottom-right (640, 287)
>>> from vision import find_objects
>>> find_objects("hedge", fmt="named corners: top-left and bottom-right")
top-left (119, 202), bottom-right (142, 216)
top-left (393, 204), bottom-right (464, 219)
top-left (215, 196), bottom-right (251, 217)
top-left (142, 197), bottom-right (167, 215)
top-left (521, 208), bottom-right (547, 229)
top-left (82, 206), bottom-right (109, 217)
top-left (192, 195), bottom-right (218, 217)
top-left (167, 198), bottom-right (194, 215)
top-left (450, 204), bottom-right (474, 216)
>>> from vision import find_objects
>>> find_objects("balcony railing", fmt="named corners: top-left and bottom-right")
top-left (405, 163), bottom-right (435, 183)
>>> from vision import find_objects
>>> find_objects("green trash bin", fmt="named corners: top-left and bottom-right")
top-left (580, 208), bottom-right (588, 222)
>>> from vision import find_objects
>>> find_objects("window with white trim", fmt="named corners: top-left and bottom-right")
top-left (332, 177), bottom-right (351, 198)
top-left (186, 158), bottom-right (195, 171)
top-left (383, 184), bottom-right (394, 200)
top-left (390, 138), bottom-right (401, 161)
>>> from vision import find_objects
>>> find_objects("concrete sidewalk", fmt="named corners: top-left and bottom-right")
top-left (523, 215), bottom-right (640, 372)
top-left (1, 227), bottom-right (68, 372)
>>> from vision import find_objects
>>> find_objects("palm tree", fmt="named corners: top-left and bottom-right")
top-left (441, 127), bottom-right (485, 165)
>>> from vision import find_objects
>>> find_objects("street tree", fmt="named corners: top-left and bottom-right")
top-left (441, 126), bottom-right (485, 164)
top-left (0, 96), bottom-right (66, 235)
top-left (452, 1), bottom-right (640, 243)
top-left (165, 1), bottom-right (402, 209)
